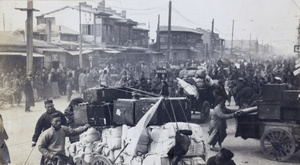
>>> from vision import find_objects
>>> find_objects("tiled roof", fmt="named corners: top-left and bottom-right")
top-left (159, 26), bottom-right (203, 35)
top-left (0, 30), bottom-right (55, 47)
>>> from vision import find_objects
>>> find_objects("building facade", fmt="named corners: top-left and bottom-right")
top-left (157, 26), bottom-right (204, 62)
top-left (34, 1), bottom-right (151, 69)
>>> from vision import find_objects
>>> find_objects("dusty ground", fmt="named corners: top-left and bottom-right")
top-left (1, 93), bottom-right (299, 165)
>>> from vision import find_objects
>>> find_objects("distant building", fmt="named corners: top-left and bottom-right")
top-left (34, 1), bottom-right (152, 69)
top-left (196, 28), bottom-right (225, 59)
top-left (157, 26), bottom-right (204, 62)
top-left (0, 30), bottom-right (55, 72)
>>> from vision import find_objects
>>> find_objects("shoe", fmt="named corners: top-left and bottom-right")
top-left (25, 110), bottom-right (31, 112)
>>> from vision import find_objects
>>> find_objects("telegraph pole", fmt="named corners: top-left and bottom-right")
top-left (156, 14), bottom-right (160, 52)
top-left (210, 19), bottom-right (214, 58)
top-left (79, 2), bottom-right (83, 68)
top-left (15, 0), bottom-right (39, 74)
top-left (167, 0), bottom-right (172, 61)
top-left (298, 19), bottom-right (300, 58)
top-left (230, 20), bottom-right (234, 56)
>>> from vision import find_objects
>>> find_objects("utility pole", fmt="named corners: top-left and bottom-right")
top-left (15, 0), bottom-right (39, 74)
top-left (156, 14), bottom-right (160, 52)
top-left (79, 2), bottom-right (83, 68)
top-left (167, 0), bottom-right (172, 61)
top-left (2, 13), bottom-right (5, 31)
top-left (298, 19), bottom-right (300, 58)
top-left (210, 19), bottom-right (214, 58)
top-left (230, 20), bottom-right (234, 56)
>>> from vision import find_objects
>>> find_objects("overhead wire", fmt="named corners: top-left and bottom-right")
top-left (291, 0), bottom-right (300, 10)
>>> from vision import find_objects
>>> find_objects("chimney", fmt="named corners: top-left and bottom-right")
top-left (121, 10), bottom-right (126, 18)
top-left (97, 0), bottom-right (105, 12)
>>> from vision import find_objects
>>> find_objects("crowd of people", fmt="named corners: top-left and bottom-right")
top-left (0, 55), bottom-right (299, 164)
top-left (0, 56), bottom-right (299, 111)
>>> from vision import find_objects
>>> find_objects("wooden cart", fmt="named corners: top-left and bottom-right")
top-left (236, 84), bottom-right (300, 161)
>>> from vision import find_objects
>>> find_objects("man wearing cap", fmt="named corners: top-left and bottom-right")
top-left (206, 148), bottom-right (236, 165)
top-left (38, 113), bottom-right (90, 165)
top-left (32, 100), bottom-right (67, 148)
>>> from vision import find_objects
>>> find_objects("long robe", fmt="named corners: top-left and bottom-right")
top-left (24, 78), bottom-right (35, 108)
top-left (0, 125), bottom-right (10, 164)
top-left (207, 104), bottom-right (235, 146)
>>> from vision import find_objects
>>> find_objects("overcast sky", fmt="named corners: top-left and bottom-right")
top-left (0, 0), bottom-right (299, 55)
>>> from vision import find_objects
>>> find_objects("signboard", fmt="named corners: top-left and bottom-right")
top-left (156, 68), bottom-right (167, 74)
top-left (52, 54), bottom-right (58, 61)
top-left (81, 12), bottom-right (94, 24)
top-left (293, 67), bottom-right (300, 76)
top-left (294, 45), bottom-right (300, 53)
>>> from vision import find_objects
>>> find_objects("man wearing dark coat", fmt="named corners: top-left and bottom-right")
top-left (32, 100), bottom-right (66, 149)
top-left (24, 75), bottom-right (35, 112)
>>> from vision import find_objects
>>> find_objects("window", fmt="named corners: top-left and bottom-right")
top-left (82, 24), bottom-right (94, 35)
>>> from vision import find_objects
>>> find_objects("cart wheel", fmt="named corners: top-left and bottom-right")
top-left (295, 146), bottom-right (300, 153)
top-left (90, 155), bottom-right (113, 165)
top-left (199, 101), bottom-right (210, 123)
top-left (260, 128), bottom-right (296, 161)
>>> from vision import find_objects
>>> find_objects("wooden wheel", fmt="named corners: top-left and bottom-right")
top-left (90, 155), bottom-right (113, 165)
top-left (199, 101), bottom-right (210, 123)
top-left (0, 89), bottom-right (14, 108)
top-left (260, 128), bottom-right (296, 161)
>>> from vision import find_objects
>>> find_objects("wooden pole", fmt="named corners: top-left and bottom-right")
top-left (26, 0), bottom-right (33, 74)
top-left (79, 2), bottom-right (83, 68)
top-left (157, 14), bottom-right (160, 52)
top-left (210, 19), bottom-right (214, 58)
top-left (167, 0), bottom-right (172, 61)
top-left (230, 20), bottom-right (234, 56)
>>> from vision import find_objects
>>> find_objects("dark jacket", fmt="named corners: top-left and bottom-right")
top-left (32, 110), bottom-right (66, 142)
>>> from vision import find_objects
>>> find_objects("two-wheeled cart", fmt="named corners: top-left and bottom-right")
top-left (236, 84), bottom-right (300, 161)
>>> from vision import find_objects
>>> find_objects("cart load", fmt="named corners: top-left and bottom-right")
top-left (69, 123), bottom-right (205, 165)
top-left (70, 96), bottom-right (205, 165)
top-left (74, 97), bottom-right (192, 127)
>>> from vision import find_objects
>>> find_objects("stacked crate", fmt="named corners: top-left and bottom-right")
top-left (258, 84), bottom-right (288, 120)
top-left (281, 90), bottom-right (300, 121)
top-left (112, 97), bottom-right (192, 126)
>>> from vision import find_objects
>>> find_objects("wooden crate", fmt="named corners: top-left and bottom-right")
top-left (84, 87), bottom-right (130, 104)
top-left (73, 103), bottom-right (89, 125)
top-left (86, 103), bottom-right (113, 126)
top-left (281, 90), bottom-right (300, 108)
top-left (113, 99), bottom-right (136, 125)
top-left (262, 84), bottom-right (287, 101)
top-left (135, 98), bottom-right (163, 125)
top-left (257, 101), bottom-right (281, 120)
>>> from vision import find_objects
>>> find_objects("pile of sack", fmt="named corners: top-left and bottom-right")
top-left (68, 122), bottom-right (205, 165)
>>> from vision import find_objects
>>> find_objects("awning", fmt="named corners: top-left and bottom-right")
top-left (36, 48), bottom-right (67, 53)
top-left (104, 50), bottom-right (121, 54)
top-left (68, 50), bottom-right (93, 56)
top-left (0, 52), bottom-right (44, 57)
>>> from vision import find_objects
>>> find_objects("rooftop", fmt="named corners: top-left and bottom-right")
top-left (159, 26), bottom-right (203, 35)
top-left (0, 30), bottom-right (56, 48)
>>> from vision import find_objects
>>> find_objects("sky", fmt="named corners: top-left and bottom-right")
top-left (0, 0), bottom-right (299, 55)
